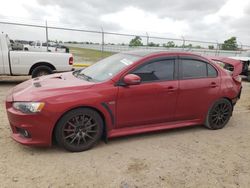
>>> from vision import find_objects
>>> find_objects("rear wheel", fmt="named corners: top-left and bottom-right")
top-left (55, 108), bottom-right (103, 152)
top-left (247, 73), bottom-right (250, 82)
top-left (205, 99), bottom-right (232, 130)
top-left (31, 65), bottom-right (53, 78)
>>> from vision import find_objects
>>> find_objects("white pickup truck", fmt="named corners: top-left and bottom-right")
top-left (0, 34), bottom-right (74, 78)
top-left (23, 41), bottom-right (69, 53)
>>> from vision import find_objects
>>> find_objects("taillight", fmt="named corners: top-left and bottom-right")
top-left (69, 56), bottom-right (73, 65)
top-left (233, 75), bottom-right (242, 83)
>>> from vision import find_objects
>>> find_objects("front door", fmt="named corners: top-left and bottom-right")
top-left (116, 58), bottom-right (179, 128)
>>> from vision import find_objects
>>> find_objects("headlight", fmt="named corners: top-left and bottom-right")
top-left (13, 102), bottom-right (45, 113)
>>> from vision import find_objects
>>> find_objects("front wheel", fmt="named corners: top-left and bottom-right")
top-left (205, 99), bottom-right (233, 130)
top-left (55, 108), bottom-right (103, 152)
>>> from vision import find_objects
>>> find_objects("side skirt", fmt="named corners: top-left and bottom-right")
top-left (108, 119), bottom-right (202, 138)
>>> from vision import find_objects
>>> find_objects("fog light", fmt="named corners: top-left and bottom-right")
top-left (23, 130), bottom-right (29, 137)
top-left (16, 127), bottom-right (31, 138)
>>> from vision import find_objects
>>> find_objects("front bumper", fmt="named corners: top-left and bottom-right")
top-left (6, 102), bottom-right (54, 147)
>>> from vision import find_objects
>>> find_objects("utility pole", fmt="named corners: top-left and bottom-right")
top-left (146, 32), bottom-right (149, 49)
top-left (101, 27), bottom-right (104, 57)
top-left (45, 20), bottom-right (49, 52)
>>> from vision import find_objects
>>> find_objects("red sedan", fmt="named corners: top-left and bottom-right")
top-left (6, 51), bottom-right (242, 152)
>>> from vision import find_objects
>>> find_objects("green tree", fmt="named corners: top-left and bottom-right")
top-left (221, 37), bottom-right (238, 50)
top-left (148, 42), bottom-right (159, 47)
top-left (208, 45), bottom-right (214, 49)
top-left (163, 41), bottom-right (175, 48)
top-left (195, 45), bottom-right (201, 49)
top-left (129, 36), bottom-right (143, 47)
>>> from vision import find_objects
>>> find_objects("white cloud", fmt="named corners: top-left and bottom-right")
top-left (0, 0), bottom-right (30, 18)
top-left (0, 0), bottom-right (250, 45)
top-left (101, 7), bottom-right (190, 37)
top-left (204, 0), bottom-right (249, 24)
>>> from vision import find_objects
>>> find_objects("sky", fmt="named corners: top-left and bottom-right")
top-left (0, 0), bottom-right (249, 46)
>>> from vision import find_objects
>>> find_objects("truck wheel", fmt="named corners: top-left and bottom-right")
top-left (31, 65), bottom-right (53, 78)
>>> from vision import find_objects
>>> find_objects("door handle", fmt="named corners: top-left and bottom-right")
top-left (166, 86), bottom-right (177, 92)
top-left (210, 82), bottom-right (218, 88)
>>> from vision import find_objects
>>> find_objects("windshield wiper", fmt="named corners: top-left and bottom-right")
top-left (74, 72), bottom-right (93, 81)
top-left (81, 74), bottom-right (93, 81)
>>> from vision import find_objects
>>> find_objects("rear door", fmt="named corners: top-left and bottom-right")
top-left (116, 57), bottom-right (179, 128)
top-left (175, 57), bottom-right (220, 121)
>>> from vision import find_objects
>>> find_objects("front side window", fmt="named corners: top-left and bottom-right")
top-left (132, 59), bottom-right (175, 82)
top-left (181, 59), bottom-right (217, 79)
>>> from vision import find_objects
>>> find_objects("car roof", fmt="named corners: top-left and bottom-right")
top-left (121, 49), bottom-right (207, 59)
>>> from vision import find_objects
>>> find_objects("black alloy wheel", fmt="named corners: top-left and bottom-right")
top-left (55, 108), bottom-right (103, 152)
top-left (205, 99), bottom-right (233, 130)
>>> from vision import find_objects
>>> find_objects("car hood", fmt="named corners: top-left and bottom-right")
top-left (10, 72), bottom-right (95, 102)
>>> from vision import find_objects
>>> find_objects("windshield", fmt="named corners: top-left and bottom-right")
top-left (74, 53), bottom-right (140, 82)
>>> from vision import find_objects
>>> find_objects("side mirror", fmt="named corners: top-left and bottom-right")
top-left (123, 74), bottom-right (141, 85)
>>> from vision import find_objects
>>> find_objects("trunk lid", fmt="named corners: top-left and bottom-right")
top-left (208, 56), bottom-right (243, 77)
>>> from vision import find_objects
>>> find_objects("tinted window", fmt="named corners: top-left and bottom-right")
top-left (207, 64), bottom-right (217, 77)
top-left (132, 60), bottom-right (174, 82)
top-left (182, 59), bottom-right (207, 79)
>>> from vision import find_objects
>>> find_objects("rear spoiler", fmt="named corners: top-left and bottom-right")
top-left (207, 56), bottom-right (243, 77)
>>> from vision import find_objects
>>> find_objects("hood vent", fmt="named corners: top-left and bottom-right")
top-left (33, 82), bottom-right (41, 88)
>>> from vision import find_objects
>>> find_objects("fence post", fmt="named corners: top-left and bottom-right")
top-left (215, 40), bottom-right (219, 56)
top-left (45, 20), bottom-right (49, 52)
top-left (239, 42), bottom-right (243, 55)
top-left (146, 32), bottom-right (149, 49)
top-left (101, 27), bottom-right (104, 56)
top-left (181, 36), bottom-right (185, 50)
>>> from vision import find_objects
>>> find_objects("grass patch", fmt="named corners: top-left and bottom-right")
top-left (69, 47), bottom-right (114, 64)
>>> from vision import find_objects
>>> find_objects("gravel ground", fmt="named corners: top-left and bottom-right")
top-left (0, 77), bottom-right (250, 188)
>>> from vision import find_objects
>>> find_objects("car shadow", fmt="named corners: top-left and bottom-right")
top-left (0, 76), bottom-right (30, 84)
top-left (15, 125), bottom-right (206, 154)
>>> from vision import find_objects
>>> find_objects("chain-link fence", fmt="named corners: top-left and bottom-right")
top-left (1, 20), bottom-right (250, 64)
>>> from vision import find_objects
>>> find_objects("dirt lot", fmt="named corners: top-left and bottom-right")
top-left (0, 77), bottom-right (250, 188)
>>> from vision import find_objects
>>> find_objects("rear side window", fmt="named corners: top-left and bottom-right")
top-left (207, 64), bottom-right (217, 77)
top-left (132, 59), bottom-right (174, 82)
top-left (182, 59), bottom-right (207, 79)
top-left (181, 59), bottom-right (217, 79)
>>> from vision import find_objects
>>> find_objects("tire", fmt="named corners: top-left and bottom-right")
top-left (205, 99), bottom-right (233, 130)
top-left (247, 74), bottom-right (250, 82)
top-left (55, 108), bottom-right (103, 152)
top-left (31, 65), bottom-right (53, 78)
